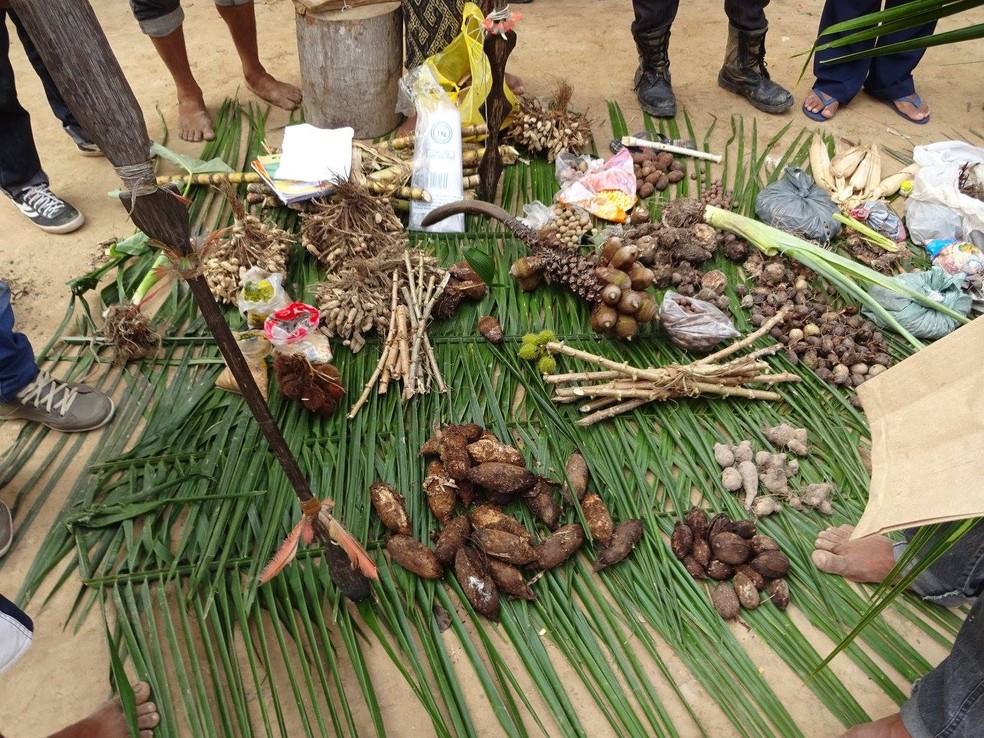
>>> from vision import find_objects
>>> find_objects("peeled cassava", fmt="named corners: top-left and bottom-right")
top-left (387, 535), bottom-right (444, 579)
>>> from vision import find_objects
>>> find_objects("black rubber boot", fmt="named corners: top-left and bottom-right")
top-left (631, 22), bottom-right (676, 118)
top-left (717, 24), bottom-right (793, 114)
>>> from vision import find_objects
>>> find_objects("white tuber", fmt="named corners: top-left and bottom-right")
top-left (755, 450), bottom-right (773, 467)
top-left (733, 440), bottom-right (754, 463)
top-left (760, 466), bottom-right (790, 495)
top-left (784, 459), bottom-right (800, 477)
top-left (713, 443), bottom-right (736, 468)
top-left (763, 423), bottom-right (809, 456)
top-left (800, 482), bottom-right (835, 512)
top-left (737, 460), bottom-right (759, 509)
top-left (721, 466), bottom-right (743, 491)
top-left (751, 496), bottom-right (782, 516)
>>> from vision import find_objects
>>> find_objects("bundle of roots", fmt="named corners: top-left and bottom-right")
top-left (508, 82), bottom-right (592, 162)
top-left (202, 186), bottom-right (293, 303)
top-left (98, 304), bottom-right (162, 364)
top-left (301, 179), bottom-right (406, 272)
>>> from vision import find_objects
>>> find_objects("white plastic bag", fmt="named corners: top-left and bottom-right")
top-left (906, 142), bottom-right (984, 246)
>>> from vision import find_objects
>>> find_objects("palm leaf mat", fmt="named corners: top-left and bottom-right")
top-left (0, 99), bottom-right (967, 737)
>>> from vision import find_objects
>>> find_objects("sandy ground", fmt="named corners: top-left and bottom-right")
top-left (1, 0), bottom-right (982, 735)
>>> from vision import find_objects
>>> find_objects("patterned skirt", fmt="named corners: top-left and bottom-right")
top-left (403, 0), bottom-right (465, 69)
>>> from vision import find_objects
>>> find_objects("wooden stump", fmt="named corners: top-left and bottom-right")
top-left (295, 2), bottom-right (403, 139)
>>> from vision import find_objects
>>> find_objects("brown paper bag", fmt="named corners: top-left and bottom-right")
top-left (853, 317), bottom-right (984, 539)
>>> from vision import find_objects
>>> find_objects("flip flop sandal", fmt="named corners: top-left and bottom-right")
top-left (879, 93), bottom-right (931, 125)
top-left (802, 89), bottom-right (839, 122)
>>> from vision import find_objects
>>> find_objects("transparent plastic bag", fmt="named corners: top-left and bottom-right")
top-left (659, 291), bottom-right (740, 353)
top-left (238, 268), bottom-right (290, 329)
top-left (518, 201), bottom-right (554, 230)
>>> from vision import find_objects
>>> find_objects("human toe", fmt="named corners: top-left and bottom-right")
top-left (812, 549), bottom-right (848, 575)
top-left (136, 702), bottom-right (160, 730)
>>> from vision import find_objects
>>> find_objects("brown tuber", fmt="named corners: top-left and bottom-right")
top-left (468, 462), bottom-right (536, 496)
top-left (593, 519), bottom-right (644, 571)
top-left (750, 550), bottom-right (790, 578)
top-left (370, 481), bottom-right (412, 535)
top-left (523, 476), bottom-right (563, 529)
top-left (434, 516), bottom-right (471, 564)
top-left (478, 316), bottom-right (505, 344)
top-left (581, 493), bottom-right (614, 547)
top-left (564, 451), bottom-right (590, 502)
top-left (670, 521), bottom-right (693, 560)
top-left (467, 434), bottom-right (526, 467)
top-left (536, 524), bottom-right (586, 569)
top-left (424, 461), bottom-right (458, 525)
top-left (766, 578), bottom-right (790, 611)
top-left (387, 535), bottom-right (444, 579)
top-left (455, 547), bottom-right (500, 620)
top-left (711, 532), bottom-right (751, 566)
top-left (472, 528), bottom-right (537, 566)
top-left (712, 582), bottom-right (741, 620)
top-left (487, 559), bottom-right (536, 601)
top-left (733, 571), bottom-right (760, 610)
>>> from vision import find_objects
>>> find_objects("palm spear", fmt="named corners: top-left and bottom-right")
top-left (10, 0), bottom-right (376, 601)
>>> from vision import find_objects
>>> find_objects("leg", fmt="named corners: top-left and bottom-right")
top-left (46, 681), bottom-right (160, 738)
top-left (864, 0), bottom-right (933, 122)
top-left (630, 0), bottom-right (679, 118)
top-left (214, 1), bottom-right (301, 111)
top-left (808, 0), bottom-right (879, 111)
top-left (719, 0), bottom-right (793, 114)
top-left (0, 282), bottom-right (39, 405)
top-left (0, 11), bottom-right (47, 199)
top-left (130, 0), bottom-right (214, 142)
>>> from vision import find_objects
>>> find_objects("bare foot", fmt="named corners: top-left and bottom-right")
top-left (177, 93), bottom-right (215, 143)
top-left (803, 89), bottom-right (839, 119)
top-left (505, 72), bottom-right (525, 96)
top-left (811, 524), bottom-right (897, 584)
top-left (841, 712), bottom-right (912, 737)
top-left (49, 681), bottom-right (160, 738)
top-left (245, 71), bottom-right (303, 111)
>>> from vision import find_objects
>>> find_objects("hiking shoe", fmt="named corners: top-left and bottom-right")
top-left (0, 370), bottom-right (114, 432)
top-left (9, 184), bottom-right (84, 234)
top-left (64, 124), bottom-right (103, 157)
top-left (0, 501), bottom-right (11, 558)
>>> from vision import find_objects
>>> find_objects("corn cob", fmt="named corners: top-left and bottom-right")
top-left (830, 145), bottom-right (867, 180)
top-left (809, 135), bottom-right (834, 192)
top-left (848, 147), bottom-right (872, 194)
top-left (864, 143), bottom-right (882, 197)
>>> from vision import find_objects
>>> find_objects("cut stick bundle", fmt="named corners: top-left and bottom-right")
top-left (543, 310), bottom-right (799, 425)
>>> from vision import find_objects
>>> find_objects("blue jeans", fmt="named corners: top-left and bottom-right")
top-left (0, 281), bottom-right (38, 403)
top-left (895, 520), bottom-right (984, 738)
top-left (812, 0), bottom-right (936, 104)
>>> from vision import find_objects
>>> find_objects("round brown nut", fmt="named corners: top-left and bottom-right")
top-left (766, 578), bottom-right (790, 611)
top-left (750, 534), bottom-right (779, 554)
top-left (706, 559), bottom-right (734, 580)
top-left (711, 582), bottom-right (740, 620)
top-left (670, 521), bottom-right (693, 560)
top-left (749, 549), bottom-right (790, 578)
top-left (655, 174), bottom-right (670, 191)
top-left (711, 532), bottom-right (752, 566)
top-left (639, 182), bottom-right (655, 198)
top-left (733, 572), bottom-right (760, 610)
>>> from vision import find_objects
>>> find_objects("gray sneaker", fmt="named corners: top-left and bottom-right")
top-left (0, 370), bottom-right (114, 432)
top-left (64, 124), bottom-right (103, 158)
top-left (0, 501), bottom-right (11, 558)
top-left (9, 184), bottom-right (84, 234)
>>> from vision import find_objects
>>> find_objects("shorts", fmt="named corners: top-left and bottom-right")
top-left (130, 0), bottom-right (253, 38)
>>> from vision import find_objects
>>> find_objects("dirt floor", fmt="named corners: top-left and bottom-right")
top-left (1, 0), bottom-right (982, 735)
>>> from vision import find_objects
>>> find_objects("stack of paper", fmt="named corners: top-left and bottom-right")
top-left (250, 124), bottom-right (355, 205)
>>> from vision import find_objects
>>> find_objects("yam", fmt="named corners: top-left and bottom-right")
top-left (535, 524), bottom-right (585, 570)
top-left (434, 516), bottom-right (471, 564)
top-left (522, 476), bottom-right (562, 530)
top-left (467, 434), bottom-right (526, 467)
top-left (711, 582), bottom-right (740, 620)
top-left (711, 532), bottom-right (751, 566)
top-left (733, 572), bottom-right (760, 610)
top-left (468, 462), bottom-right (536, 496)
top-left (472, 528), bottom-right (537, 566)
top-left (692, 537), bottom-right (712, 568)
top-left (706, 559), bottom-right (734, 580)
top-left (564, 451), bottom-right (590, 502)
top-left (685, 507), bottom-right (709, 541)
top-left (469, 505), bottom-right (533, 544)
top-left (670, 521), bottom-right (693, 560)
top-left (454, 547), bottom-right (500, 620)
top-left (423, 460), bottom-right (458, 526)
top-left (487, 559), bottom-right (536, 601)
top-left (369, 481), bottom-right (411, 535)
top-left (750, 550), bottom-right (790, 578)
top-left (581, 493), bottom-right (614, 547)
top-left (387, 535), bottom-right (444, 579)
top-left (766, 578), bottom-right (790, 611)
top-left (593, 519), bottom-right (644, 571)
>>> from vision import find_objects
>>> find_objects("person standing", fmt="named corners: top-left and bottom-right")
top-left (803, 0), bottom-right (932, 124)
top-left (1, 6), bottom-right (97, 234)
top-left (630, 0), bottom-right (793, 118)
top-left (128, 0), bottom-right (302, 143)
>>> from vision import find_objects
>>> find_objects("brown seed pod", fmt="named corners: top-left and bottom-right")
top-left (472, 528), bottom-right (537, 566)
top-left (750, 550), bottom-right (790, 578)
top-left (424, 461), bottom-right (458, 526)
top-left (736, 564), bottom-right (766, 591)
top-left (733, 572), bottom-right (760, 610)
top-left (601, 283), bottom-right (623, 305)
top-left (454, 547), bottom-right (500, 620)
top-left (685, 507), bottom-right (709, 541)
top-left (468, 461), bottom-right (536, 496)
top-left (581, 493), bottom-right (614, 547)
top-left (707, 513), bottom-right (734, 542)
top-left (627, 263), bottom-right (656, 291)
top-left (387, 535), bottom-right (444, 579)
top-left (617, 290), bottom-right (643, 315)
top-left (749, 536), bottom-right (778, 555)
top-left (614, 314), bottom-right (639, 340)
top-left (369, 481), bottom-right (412, 535)
top-left (487, 558), bottom-right (536, 601)
top-left (593, 519), bottom-right (644, 571)
top-left (564, 451), bottom-right (590, 502)
top-left (590, 303), bottom-right (619, 333)
top-left (692, 537), bottom-right (712, 568)
top-left (706, 559), bottom-right (735, 580)
top-left (670, 521), bottom-right (693, 560)
top-left (683, 555), bottom-right (707, 579)
top-left (535, 524), bottom-right (585, 570)
top-left (434, 515), bottom-right (471, 564)
top-left (766, 578), bottom-right (790, 611)
top-left (467, 435), bottom-right (526, 467)
top-left (711, 532), bottom-right (752, 566)
top-left (478, 316), bottom-right (505, 344)
top-left (731, 519), bottom-right (757, 539)
top-left (711, 582), bottom-right (740, 620)
top-left (523, 475), bottom-right (563, 530)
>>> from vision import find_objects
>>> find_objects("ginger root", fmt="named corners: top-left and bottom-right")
top-left (763, 423), bottom-right (809, 456)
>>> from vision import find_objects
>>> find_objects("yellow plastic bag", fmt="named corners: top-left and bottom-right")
top-left (420, 2), bottom-right (517, 128)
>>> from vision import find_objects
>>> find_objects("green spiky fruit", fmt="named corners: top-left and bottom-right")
top-left (521, 333), bottom-right (539, 345)
top-left (518, 343), bottom-right (539, 361)
top-left (537, 355), bottom-right (557, 374)
top-left (537, 330), bottom-right (557, 345)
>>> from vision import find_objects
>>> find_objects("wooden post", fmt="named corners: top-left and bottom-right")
top-left (295, 1), bottom-right (403, 139)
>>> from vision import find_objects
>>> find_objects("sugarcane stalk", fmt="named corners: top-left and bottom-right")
top-left (12, 0), bottom-right (374, 601)
top-left (155, 171), bottom-right (263, 187)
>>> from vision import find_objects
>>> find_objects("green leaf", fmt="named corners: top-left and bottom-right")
top-left (463, 242), bottom-right (496, 286)
top-left (150, 142), bottom-right (233, 175)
